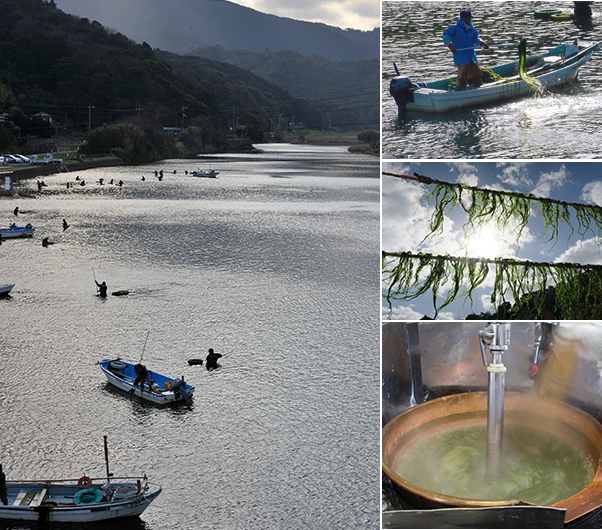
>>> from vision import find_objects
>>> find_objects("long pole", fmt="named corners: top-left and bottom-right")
top-left (449, 43), bottom-right (520, 52)
top-left (139, 331), bottom-right (150, 363)
top-left (103, 435), bottom-right (111, 482)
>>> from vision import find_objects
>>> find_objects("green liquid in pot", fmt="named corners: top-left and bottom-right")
top-left (395, 425), bottom-right (594, 506)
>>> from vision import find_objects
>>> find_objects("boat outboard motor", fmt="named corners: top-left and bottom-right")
top-left (170, 378), bottom-right (193, 404)
top-left (389, 76), bottom-right (414, 117)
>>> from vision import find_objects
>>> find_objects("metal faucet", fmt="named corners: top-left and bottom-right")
top-left (479, 322), bottom-right (511, 476)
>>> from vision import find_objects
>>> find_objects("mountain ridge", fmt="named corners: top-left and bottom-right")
top-left (53, 0), bottom-right (379, 61)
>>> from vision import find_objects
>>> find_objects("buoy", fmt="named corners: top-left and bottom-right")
top-left (77, 475), bottom-right (92, 487)
top-left (188, 359), bottom-right (204, 366)
top-left (74, 487), bottom-right (102, 505)
top-left (533, 9), bottom-right (562, 19)
top-left (110, 361), bottom-right (127, 371)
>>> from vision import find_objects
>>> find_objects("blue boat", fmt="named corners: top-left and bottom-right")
top-left (99, 359), bottom-right (195, 405)
top-left (0, 224), bottom-right (34, 239)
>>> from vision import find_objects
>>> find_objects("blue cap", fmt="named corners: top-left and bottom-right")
top-left (460, 9), bottom-right (474, 18)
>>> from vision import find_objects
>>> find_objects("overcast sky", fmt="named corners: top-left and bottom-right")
top-left (382, 161), bottom-right (602, 320)
top-left (232, 0), bottom-right (379, 30)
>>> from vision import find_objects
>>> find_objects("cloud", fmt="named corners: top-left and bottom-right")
top-left (531, 165), bottom-right (569, 198)
top-left (233, 0), bottom-right (379, 29)
top-left (382, 303), bottom-right (425, 321)
top-left (580, 181), bottom-right (602, 205)
top-left (447, 162), bottom-right (479, 187)
top-left (554, 237), bottom-right (602, 265)
top-left (495, 162), bottom-right (532, 188)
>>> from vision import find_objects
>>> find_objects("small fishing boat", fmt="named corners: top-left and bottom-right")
top-left (390, 39), bottom-right (601, 114)
top-left (99, 359), bottom-right (195, 404)
top-left (0, 283), bottom-right (14, 296)
top-left (191, 169), bottom-right (219, 178)
top-left (0, 224), bottom-right (35, 239)
top-left (2, 477), bottom-right (161, 523)
top-left (0, 438), bottom-right (161, 523)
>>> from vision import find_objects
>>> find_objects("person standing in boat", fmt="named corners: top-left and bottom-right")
top-left (443, 9), bottom-right (489, 90)
top-left (205, 348), bottom-right (222, 370)
top-left (133, 363), bottom-right (151, 390)
top-left (95, 280), bottom-right (108, 297)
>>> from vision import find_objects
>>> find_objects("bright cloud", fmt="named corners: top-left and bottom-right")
top-left (531, 165), bottom-right (569, 197)
top-left (232, 0), bottom-right (379, 30)
top-left (495, 162), bottom-right (532, 188)
top-left (447, 162), bottom-right (479, 187)
top-left (580, 181), bottom-right (602, 205)
top-left (555, 238), bottom-right (602, 265)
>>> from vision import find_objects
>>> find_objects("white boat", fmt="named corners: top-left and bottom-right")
top-left (191, 169), bottom-right (219, 178)
top-left (0, 438), bottom-right (161, 523)
top-left (1, 477), bottom-right (161, 523)
top-left (0, 224), bottom-right (35, 239)
top-left (390, 40), bottom-right (601, 114)
top-left (0, 283), bottom-right (14, 296)
top-left (99, 359), bottom-right (195, 405)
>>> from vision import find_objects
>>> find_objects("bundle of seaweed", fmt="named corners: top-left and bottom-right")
top-left (383, 172), bottom-right (602, 249)
top-left (382, 251), bottom-right (602, 320)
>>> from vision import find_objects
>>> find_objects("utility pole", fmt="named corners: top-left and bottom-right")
top-left (136, 107), bottom-right (143, 119)
top-left (88, 103), bottom-right (95, 131)
top-left (181, 106), bottom-right (188, 129)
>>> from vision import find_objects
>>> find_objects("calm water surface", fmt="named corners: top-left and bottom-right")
top-left (0, 144), bottom-right (380, 529)
top-left (382, 1), bottom-right (602, 159)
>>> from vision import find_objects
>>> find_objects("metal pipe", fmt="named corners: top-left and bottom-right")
top-left (479, 323), bottom-right (510, 478)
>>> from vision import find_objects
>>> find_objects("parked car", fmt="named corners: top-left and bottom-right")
top-left (30, 153), bottom-right (61, 164)
top-left (13, 154), bottom-right (30, 163)
top-left (3, 155), bottom-right (20, 164)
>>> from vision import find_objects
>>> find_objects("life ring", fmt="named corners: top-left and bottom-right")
top-left (77, 475), bottom-right (92, 487)
top-left (110, 361), bottom-right (127, 371)
top-left (74, 487), bottom-right (103, 505)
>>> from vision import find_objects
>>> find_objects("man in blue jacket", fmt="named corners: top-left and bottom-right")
top-left (443, 9), bottom-right (489, 90)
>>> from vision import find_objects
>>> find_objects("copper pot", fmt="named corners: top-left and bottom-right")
top-left (382, 391), bottom-right (602, 523)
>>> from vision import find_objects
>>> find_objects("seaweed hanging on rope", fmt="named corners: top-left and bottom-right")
top-left (382, 251), bottom-right (602, 320)
top-left (384, 172), bottom-right (602, 248)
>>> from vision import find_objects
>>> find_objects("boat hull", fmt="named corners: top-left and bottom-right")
top-left (0, 228), bottom-right (35, 239)
top-left (99, 359), bottom-right (195, 405)
top-left (1, 481), bottom-right (161, 522)
top-left (405, 52), bottom-right (591, 113)
top-left (0, 283), bottom-right (14, 295)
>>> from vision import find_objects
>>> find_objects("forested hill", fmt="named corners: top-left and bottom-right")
top-left (187, 46), bottom-right (379, 131)
top-left (0, 0), bottom-right (325, 139)
top-left (53, 0), bottom-right (378, 61)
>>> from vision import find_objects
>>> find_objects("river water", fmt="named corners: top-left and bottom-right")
top-left (382, 1), bottom-right (602, 159)
top-left (0, 144), bottom-right (380, 529)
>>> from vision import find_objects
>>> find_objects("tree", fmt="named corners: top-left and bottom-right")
top-left (243, 113), bottom-right (264, 143)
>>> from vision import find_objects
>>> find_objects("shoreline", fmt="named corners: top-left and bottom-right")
top-left (4, 157), bottom-right (125, 185)
top-left (2, 141), bottom-right (376, 194)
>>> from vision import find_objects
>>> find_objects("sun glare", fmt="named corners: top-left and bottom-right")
top-left (464, 226), bottom-right (512, 260)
